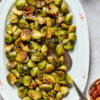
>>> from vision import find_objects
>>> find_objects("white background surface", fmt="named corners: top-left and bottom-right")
top-left (0, 0), bottom-right (100, 99)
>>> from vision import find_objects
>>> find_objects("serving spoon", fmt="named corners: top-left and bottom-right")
top-left (59, 40), bottom-right (87, 100)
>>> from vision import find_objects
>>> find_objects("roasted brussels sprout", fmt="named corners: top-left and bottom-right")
top-left (15, 38), bottom-right (22, 47)
top-left (29, 80), bottom-right (36, 89)
top-left (41, 44), bottom-right (48, 56)
top-left (68, 25), bottom-right (76, 33)
top-left (60, 1), bottom-right (68, 14)
top-left (66, 73), bottom-right (73, 85)
top-left (58, 56), bottom-right (64, 66)
top-left (31, 53), bottom-right (44, 62)
top-left (45, 64), bottom-right (55, 73)
top-left (59, 81), bottom-right (67, 86)
top-left (15, 0), bottom-right (26, 10)
top-left (13, 8), bottom-right (23, 16)
top-left (5, 34), bottom-right (12, 44)
top-left (64, 14), bottom-right (72, 25)
top-left (9, 14), bottom-right (18, 24)
top-left (48, 96), bottom-right (55, 100)
top-left (28, 90), bottom-right (41, 99)
top-left (23, 65), bottom-right (30, 75)
top-left (54, 0), bottom-right (62, 6)
top-left (27, 60), bottom-right (36, 68)
top-left (61, 86), bottom-right (69, 96)
top-left (58, 65), bottom-right (67, 72)
top-left (45, 27), bottom-right (55, 39)
top-left (7, 73), bottom-right (17, 84)
top-left (37, 60), bottom-right (47, 70)
top-left (46, 17), bottom-right (52, 27)
top-left (54, 83), bottom-right (61, 92)
top-left (43, 74), bottom-right (55, 85)
top-left (6, 61), bottom-right (17, 70)
top-left (48, 55), bottom-right (58, 66)
top-left (54, 27), bottom-right (62, 37)
top-left (56, 71), bottom-right (65, 81)
top-left (42, 91), bottom-right (49, 100)
top-left (23, 97), bottom-right (32, 100)
top-left (68, 33), bottom-right (76, 42)
top-left (36, 16), bottom-right (46, 25)
top-left (42, 7), bottom-right (47, 16)
top-left (18, 86), bottom-right (28, 98)
top-left (60, 23), bottom-right (70, 29)
top-left (26, 0), bottom-right (35, 6)
top-left (21, 42), bottom-right (30, 52)
top-left (64, 42), bottom-right (74, 51)
top-left (13, 28), bottom-right (22, 40)
top-left (17, 63), bottom-right (23, 74)
top-left (45, 0), bottom-right (53, 4)
top-left (35, 78), bottom-right (43, 85)
top-left (29, 22), bottom-right (39, 30)
top-left (18, 18), bottom-right (29, 28)
top-left (30, 67), bottom-right (39, 77)
top-left (56, 92), bottom-right (62, 100)
top-left (36, 0), bottom-right (45, 8)
top-left (51, 72), bottom-right (59, 83)
top-left (21, 29), bottom-right (31, 42)
top-left (56, 14), bottom-right (64, 24)
top-left (56, 44), bottom-right (64, 56)
top-left (23, 76), bottom-right (32, 86)
top-left (11, 69), bottom-right (20, 78)
top-left (5, 44), bottom-right (13, 52)
top-left (16, 51), bottom-right (29, 63)
top-left (39, 84), bottom-right (52, 90)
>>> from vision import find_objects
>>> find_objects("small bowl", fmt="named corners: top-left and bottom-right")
top-left (87, 78), bottom-right (100, 100)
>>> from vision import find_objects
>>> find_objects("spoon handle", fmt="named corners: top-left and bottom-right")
top-left (73, 81), bottom-right (87, 100)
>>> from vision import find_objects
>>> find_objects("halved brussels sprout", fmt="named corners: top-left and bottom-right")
top-left (29, 80), bottom-right (36, 89)
top-left (68, 33), bottom-right (76, 42)
top-left (56, 44), bottom-right (64, 56)
top-left (54, 27), bottom-right (62, 37)
top-left (58, 30), bottom-right (68, 40)
top-left (64, 14), bottom-right (72, 25)
top-left (60, 23), bottom-right (70, 29)
top-left (56, 92), bottom-right (62, 100)
top-left (56, 14), bottom-right (64, 24)
top-left (58, 56), bottom-right (64, 66)
top-left (42, 7), bottom-right (47, 16)
top-left (13, 28), bottom-right (22, 40)
top-left (21, 42), bottom-right (30, 52)
top-left (5, 44), bottom-right (13, 52)
top-left (18, 18), bottom-right (29, 28)
top-left (39, 84), bottom-right (52, 90)
top-left (17, 63), bottom-right (24, 73)
top-left (61, 86), bottom-right (69, 96)
top-left (68, 25), bottom-right (76, 33)
top-left (36, 16), bottom-right (46, 25)
top-left (45, 0), bottom-right (53, 4)
top-left (65, 73), bottom-right (73, 85)
top-left (48, 55), bottom-right (58, 66)
top-left (64, 42), bottom-right (74, 51)
top-left (45, 64), bottom-right (55, 73)
top-left (5, 34), bottom-right (13, 44)
top-left (23, 97), bottom-right (32, 100)
top-left (51, 72), bottom-right (59, 83)
top-left (6, 61), bottom-right (17, 70)
top-left (48, 4), bottom-right (59, 17)
top-left (54, 83), bottom-right (61, 92)
top-left (15, 77), bottom-right (23, 87)
top-left (31, 53), bottom-right (44, 62)
top-left (16, 51), bottom-right (29, 63)
top-left (43, 74), bottom-right (55, 85)
top-left (37, 60), bottom-right (47, 70)
top-left (6, 51), bottom-right (17, 61)
top-left (48, 96), bottom-right (55, 100)
top-left (21, 29), bottom-right (31, 42)
top-left (9, 14), bottom-right (18, 24)
top-left (13, 8), bottom-right (23, 16)
top-left (26, 0), bottom-right (35, 6)
top-left (7, 73), bottom-right (16, 85)
top-left (18, 86), bottom-right (28, 98)
top-left (59, 81), bottom-right (67, 86)
top-left (45, 27), bottom-right (55, 39)
top-left (11, 69), bottom-right (20, 78)
top-left (41, 44), bottom-right (48, 56)
top-left (29, 22), bottom-right (39, 30)
top-left (15, 38), bottom-right (22, 47)
top-left (42, 91), bottom-right (49, 100)
top-left (58, 65), bottom-right (67, 72)
top-left (23, 65), bottom-right (30, 75)
top-left (30, 67), bottom-right (39, 77)
top-left (23, 76), bottom-right (32, 86)
top-left (60, 1), bottom-right (69, 14)
top-left (27, 60), bottom-right (36, 68)
top-left (35, 78), bottom-right (43, 85)
top-left (32, 30), bottom-right (44, 39)
top-left (56, 71), bottom-right (65, 81)
top-left (46, 17), bottom-right (52, 27)
top-left (15, 0), bottom-right (26, 10)
top-left (28, 90), bottom-right (41, 99)
top-left (36, 0), bottom-right (45, 8)
top-left (54, 0), bottom-right (62, 6)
